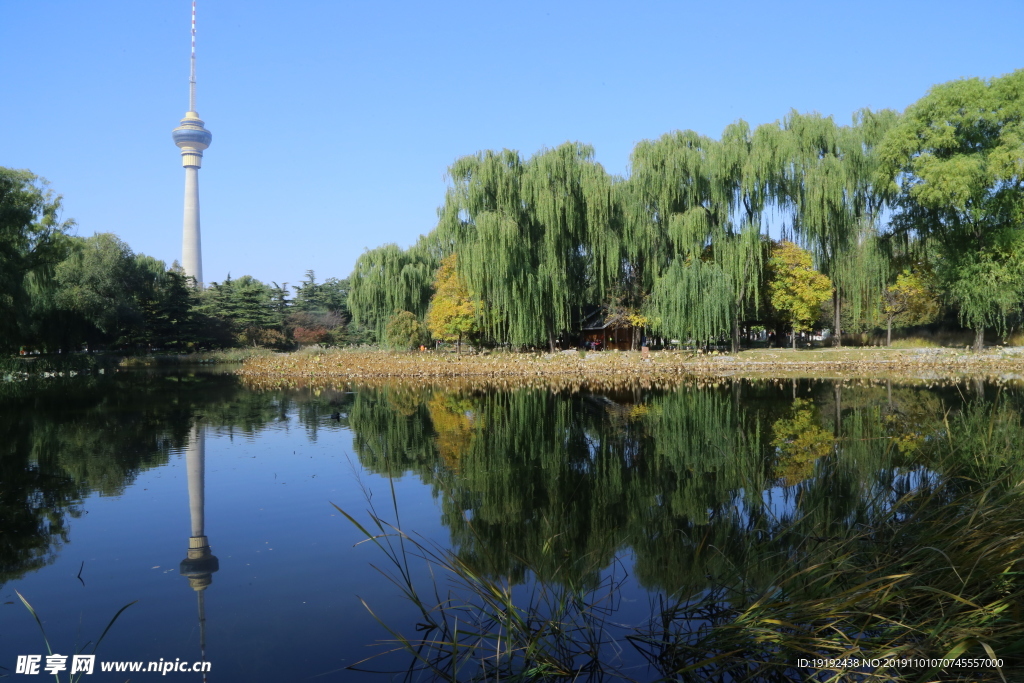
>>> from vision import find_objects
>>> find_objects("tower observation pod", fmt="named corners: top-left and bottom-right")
top-left (172, 1), bottom-right (212, 287)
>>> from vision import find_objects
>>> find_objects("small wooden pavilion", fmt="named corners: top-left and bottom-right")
top-left (580, 308), bottom-right (636, 351)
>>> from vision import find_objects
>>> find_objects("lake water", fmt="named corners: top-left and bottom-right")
top-left (1, 370), bottom-right (1021, 681)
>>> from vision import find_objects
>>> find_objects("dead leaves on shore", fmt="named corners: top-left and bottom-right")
top-left (236, 347), bottom-right (1024, 392)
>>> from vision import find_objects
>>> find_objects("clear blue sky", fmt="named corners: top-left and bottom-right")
top-left (4, 1), bottom-right (1022, 290)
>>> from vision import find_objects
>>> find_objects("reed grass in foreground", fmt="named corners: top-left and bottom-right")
top-left (12, 592), bottom-right (135, 682)
top-left (340, 456), bottom-right (1024, 681)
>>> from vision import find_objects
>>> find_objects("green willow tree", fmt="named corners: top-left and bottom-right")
top-left (0, 168), bottom-right (75, 350)
top-left (628, 129), bottom-right (721, 342)
top-left (781, 110), bottom-right (896, 345)
top-left (837, 110), bottom-right (899, 336)
top-left (523, 143), bottom-right (619, 350)
top-left (880, 70), bottom-right (1024, 350)
top-left (437, 143), bottom-right (617, 350)
top-left (348, 240), bottom-right (437, 343)
top-left (713, 121), bottom-right (784, 350)
top-left (634, 124), bottom-right (777, 351)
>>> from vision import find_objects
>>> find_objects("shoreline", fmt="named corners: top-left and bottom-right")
top-left (236, 347), bottom-right (1024, 383)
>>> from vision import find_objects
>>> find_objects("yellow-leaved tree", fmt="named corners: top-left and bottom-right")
top-left (771, 398), bottom-right (835, 486)
top-left (881, 269), bottom-right (940, 345)
top-left (767, 241), bottom-right (833, 349)
top-left (425, 254), bottom-right (479, 353)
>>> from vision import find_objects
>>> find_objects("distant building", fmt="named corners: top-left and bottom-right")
top-left (581, 308), bottom-right (636, 351)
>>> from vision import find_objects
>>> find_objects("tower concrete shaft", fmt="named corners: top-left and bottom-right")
top-left (181, 423), bottom-right (219, 593)
top-left (181, 165), bottom-right (203, 287)
top-left (180, 423), bottom-right (217, 680)
top-left (186, 422), bottom-right (206, 539)
top-left (172, 1), bottom-right (211, 287)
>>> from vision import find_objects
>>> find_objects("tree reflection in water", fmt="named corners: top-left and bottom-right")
top-left (340, 378), bottom-right (1024, 681)
top-left (5, 373), bottom-right (1024, 680)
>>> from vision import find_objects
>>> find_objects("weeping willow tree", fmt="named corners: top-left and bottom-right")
top-left (626, 130), bottom-right (715, 304)
top-left (350, 108), bottom-right (905, 353)
top-left (630, 130), bottom-right (729, 346)
top-left (781, 110), bottom-right (897, 345)
top-left (437, 143), bottom-right (618, 350)
top-left (713, 121), bottom-right (786, 350)
top-left (633, 124), bottom-right (777, 351)
top-left (781, 112), bottom-right (848, 344)
top-left (837, 110), bottom-right (899, 336)
top-left (523, 142), bottom-right (620, 350)
top-left (347, 238), bottom-right (438, 343)
top-left (832, 225), bottom-right (889, 334)
top-left (0, 168), bottom-right (76, 349)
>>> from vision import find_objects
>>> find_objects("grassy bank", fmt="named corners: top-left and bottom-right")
top-left (237, 346), bottom-right (1024, 382)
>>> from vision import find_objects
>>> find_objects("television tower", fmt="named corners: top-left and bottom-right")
top-left (172, 1), bottom-right (212, 287)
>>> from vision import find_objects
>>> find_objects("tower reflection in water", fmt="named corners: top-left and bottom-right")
top-left (179, 423), bottom-right (217, 677)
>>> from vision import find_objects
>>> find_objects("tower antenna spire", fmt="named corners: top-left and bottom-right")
top-left (189, 1), bottom-right (197, 112)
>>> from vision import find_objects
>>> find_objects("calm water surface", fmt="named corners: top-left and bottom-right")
top-left (1, 371), bottom-right (1019, 681)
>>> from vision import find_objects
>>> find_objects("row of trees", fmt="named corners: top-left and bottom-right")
top-left (199, 271), bottom-right (367, 349)
top-left (4, 70), bottom-right (1020, 354)
top-left (0, 169), bottom-right (367, 353)
top-left (350, 70), bottom-right (1024, 351)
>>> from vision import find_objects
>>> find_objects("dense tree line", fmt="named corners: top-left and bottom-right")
top-left (351, 70), bottom-right (1024, 352)
top-left (4, 70), bottom-right (1021, 354)
top-left (0, 167), bottom-right (368, 353)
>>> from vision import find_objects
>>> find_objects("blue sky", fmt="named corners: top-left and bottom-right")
top-left (4, 1), bottom-right (1022, 290)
